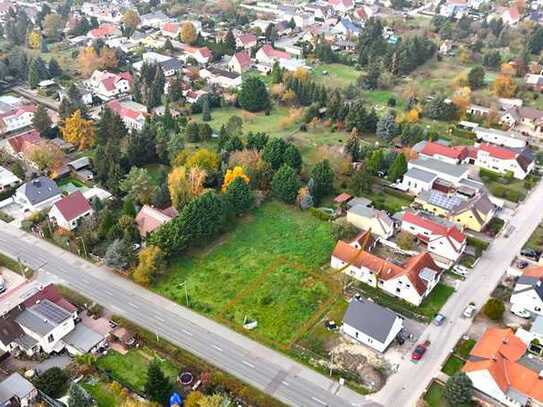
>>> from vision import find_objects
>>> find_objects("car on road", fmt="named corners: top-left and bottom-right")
top-left (511, 305), bottom-right (531, 319)
top-left (452, 264), bottom-right (470, 276)
top-left (433, 313), bottom-right (446, 326)
top-left (411, 340), bottom-right (430, 361)
top-left (463, 302), bottom-right (477, 318)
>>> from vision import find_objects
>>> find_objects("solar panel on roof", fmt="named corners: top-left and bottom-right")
top-left (31, 300), bottom-right (71, 324)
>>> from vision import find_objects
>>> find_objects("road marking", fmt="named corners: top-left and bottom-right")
top-left (281, 381), bottom-right (289, 386)
top-left (242, 360), bottom-right (255, 368)
top-left (212, 345), bottom-right (223, 352)
top-left (155, 315), bottom-right (165, 323)
top-left (311, 397), bottom-right (327, 406)
top-left (81, 278), bottom-right (89, 284)
top-left (182, 329), bottom-right (193, 337)
top-left (104, 291), bottom-right (113, 296)
top-left (128, 302), bottom-right (139, 309)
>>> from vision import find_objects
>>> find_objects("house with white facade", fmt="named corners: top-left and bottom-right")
top-left (408, 157), bottom-right (470, 186)
top-left (87, 70), bottom-right (132, 100)
top-left (401, 211), bottom-right (466, 268)
top-left (106, 100), bottom-right (147, 130)
top-left (331, 235), bottom-right (442, 306)
top-left (346, 204), bottom-right (394, 239)
top-left (160, 22), bottom-right (181, 38)
top-left (418, 141), bottom-right (469, 165)
top-left (14, 177), bottom-right (62, 213)
top-left (199, 67), bottom-right (242, 89)
top-left (468, 143), bottom-right (534, 180)
top-left (473, 127), bottom-right (527, 149)
top-left (342, 298), bottom-right (403, 353)
top-left (0, 166), bottom-right (21, 192)
top-left (178, 45), bottom-right (212, 64)
top-left (235, 33), bottom-right (257, 50)
top-left (510, 267), bottom-right (543, 317)
top-left (0, 105), bottom-right (36, 134)
top-left (255, 44), bottom-right (290, 65)
top-left (400, 167), bottom-right (438, 195)
top-left (140, 11), bottom-right (170, 28)
top-left (49, 191), bottom-right (93, 231)
top-left (228, 51), bottom-right (252, 74)
top-left (0, 373), bottom-right (38, 407)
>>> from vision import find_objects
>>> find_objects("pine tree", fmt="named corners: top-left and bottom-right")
top-left (271, 61), bottom-right (282, 84)
top-left (376, 113), bottom-right (399, 141)
top-left (32, 104), bottom-right (52, 135)
top-left (48, 57), bottom-right (62, 77)
top-left (310, 160), bottom-right (335, 204)
top-left (202, 96), bottom-right (211, 121)
top-left (144, 360), bottom-right (174, 405)
top-left (271, 164), bottom-right (300, 204)
top-left (28, 59), bottom-right (40, 88)
top-left (224, 176), bottom-right (253, 216)
top-left (444, 373), bottom-right (472, 406)
top-left (387, 153), bottom-right (407, 182)
top-left (238, 76), bottom-right (270, 112)
top-left (224, 30), bottom-right (236, 54)
top-left (283, 144), bottom-right (302, 173)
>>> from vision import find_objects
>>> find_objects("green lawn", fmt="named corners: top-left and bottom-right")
top-left (312, 63), bottom-right (362, 89)
top-left (454, 338), bottom-right (477, 359)
top-left (424, 382), bottom-right (448, 407)
top-left (96, 349), bottom-right (178, 392)
top-left (83, 381), bottom-right (124, 407)
top-left (359, 187), bottom-right (414, 215)
top-left (441, 355), bottom-right (464, 376)
top-left (524, 223), bottom-right (543, 251)
top-left (153, 201), bottom-right (337, 347)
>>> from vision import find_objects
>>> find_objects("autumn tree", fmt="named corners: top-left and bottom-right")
top-left (28, 142), bottom-right (63, 171)
top-left (61, 110), bottom-right (96, 150)
top-left (43, 13), bottom-right (63, 40)
top-left (186, 148), bottom-right (220, 172)
top-left (222, 166), bottom-right (250, 191)
top-left (180, 22), bottom-right (197, 45)
top-left (451, 87), bottom-right (471, 117)
top-left (27, 30), bottom-right (41, 49)
top-left (491, 74), bottom-right (517, 98)
top-left (79, 46), bottom-right (118, 77)
top-left (122, 10), bottom-right (140, 32)
top-left (168, 166), bottom-right (192, 210)
top-left (120, 167), bottom-right (156, 205)
top-left (132, 245), bottom-right (164, 286)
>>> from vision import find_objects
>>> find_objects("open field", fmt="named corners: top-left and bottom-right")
top-left (154, 201), bottom-right (339, 348)
top-left (311, 63), bottom-right (362, 89)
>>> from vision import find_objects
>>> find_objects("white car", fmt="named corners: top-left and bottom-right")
top-left (452, 264), bottom-right (470, 276)
top-left (463, 302), bottom-right (477, 318)
top-left (511, 305), bottom-right (531, 319)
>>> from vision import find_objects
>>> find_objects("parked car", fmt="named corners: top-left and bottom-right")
top-left (517, 260), bottom-right (529, 269)
top-left (0, 275), bottom-right (6, 294)
top-left (511, 304), bottom-right (531, 319)
top-left (521, 248), bottom-right (540, 261)
top-left (433, 314), bottom-right (446, 326)
top-left (411, 340), bottom-right (430, 361)
top-left (463, 302), bottom-right (477, 318)
top-left (452, 265), bottom-right (470, 276)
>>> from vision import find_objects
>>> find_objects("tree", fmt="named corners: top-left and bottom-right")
top-left (224, 29), bottom-right (236, 54)
top-left (202, 96), bottom-right (211, 121)
top-left (246, 132), bottom-right (269, 151)
top-left (43, 13), bottom-right (63, 40)
top-left (120, 167), bottom-right (155, 205)
top-left (34, 368), bottom-right (68, 398)
top-left (61, 110), bottom-right (96, 150)
top-left (444, 373), bottom-right (473, 407)
top-left (68, 384), bottom-right (93, 407)
top-left (48, 57), bottom-right (62, 77)
top-left (28, 142), bottom-right (63, 171)
top-left (468, 66), bottom-right (485, 90)
top-left (270, 61), bottom-right (282, 84)
top-left (185, 120), bottom-right (200, 143)
top-left (28, 59), bottom-right (40, 89)
top-left (222, 166), bottom-right (250, 191)
top-left (168, 166), bottom-right (192, 210)
top-left (238, 76), bottom-right (270, 112)
top-left (79, 46), bottom-right (100, 77)
top-left (529, 26), bottom-right (543, 54)
top-left (310, 160), bottom-right (334, 204)
top-left (224, 176), bottom-right (253, 216)
top-left (397, 231), bottom-right (415, 250)
top-left (132, 245), bottom-right (164, 286)
top-left (186, 148), bottom-right (220, 172)
top-left (225, 115), bottom-right (243, 137)
top-left (144, 359), bottom-right (173, 405)
top-left (387, 153), bottom-right (407, 182)
top-left (483, 298), bottom-right (505, 321)
top-left (424, 95), bottom-right (458, 121)
top-left (199, 123), bottom-right (213, 141)
top-left (104, 239), bottom-right (132, 269)
top-left (491, 74), bottom-right (516, 98)
top-left (483, 51), bottom-right (502, 68)
top-left (122, 10), bottom-right (140, 32)
top-left (262, 138), bottom-right (287, 170)
top-left (271, 164), bottom-right (300, 204)
top-left (180, 22), bottom-right (197, 45)
top-left (376, 113), bottom-right (399, 141)
top-left (27, 30), bottom-right (41, 49)
top-left (185, 391), bottom-right (204, 407)
top-left (366, 149), bottom-right (384, 175)
top-left (32, 104), bottom-right (52, 135)
top-left (282, 144), bottom-right (302, 173)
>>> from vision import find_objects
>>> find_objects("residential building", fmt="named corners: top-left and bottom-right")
top-left (346, 204), bottom-right (394, 239)
top-left (400, 167), bottom-right (438, 195)
top-left (106, 100), bottom-right (147, 130)
top-left (440, 0), bottom-right (468, 18)
top-left (200, 67), bottom-right (242, 89)
top-left (235, 33), bottom-right (257, 50)
top-left (135, 205), bottom-right (177, 238)
top-left (0, 166), bottom-right (21, 192)
top-left (255, 44), bottom-right (290, 65)
top-left (0, 105), bottom-right (36, 134)
top-left (463, 327), bottom-right (543, 407)
top-left (0, 373), bottom-right (37, 407)
top-left (328, 0), bottom-right (354, 12)
top-left (49, 191), bottom-right (93, 231)
top-left (160, 22), bottom-right (181, 38)
top-left (401, 211), bottom-right (466, 268)
top-left (14, 177), bottom-right (62, 213)
top-left (525, 73), bottom-right (543, 92)
top-left (342, 298), bottom-right (403, 353)
top-left (501, 6), bottom-right (521, 25)
top-left (331, 236), bottom-right (442, 306)
top-left (178, 45), bottom-right (212, 64)
top-left (418, 141), bottom-right (469, 165)
top-left (139, 11), bottom-right (170, 28)
top-left (133, 52), bottom-right (184, 77)
top-left (473, 127), bottom-right (527, 149)
top-left (407, 157), bottom-right (470, 186)
top-left (510, 266), bottom-right (543, 317)
top-left (332, 18), bottom-right (362, 38)
top-left (228, 51), bottom-right (252, 74)
top-left (501, 106), bottom-right (543, 139)
top-left (449, 192), bottom-right (496, 232)
top-left (87, 23), bottom-right (121, 40)
top-left (86, 70), bottom-right (132, 100)
top-left (468, 143), bottom-right (535, 180)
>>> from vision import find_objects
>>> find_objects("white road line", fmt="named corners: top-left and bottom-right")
top-left (311, 397), bottom-right (327, 406)
top-left (128, 302), bottom-right (139, 309)
top-left (242, 360), bottom-right (255, 368)
top-left (104, 290), bottom-right (113, 296)
top-left (182, 329), bottom-right (193, 337)
top-left (212, 345), bottom-right (223, 352)
top-left (81, 278), bottom-right (89, 284)
top-left (155, 315), bottom-right (166, 323)
top-left (281, 380), bottom-right (289, 386)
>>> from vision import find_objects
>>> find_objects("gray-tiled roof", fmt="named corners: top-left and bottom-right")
top-left (0, 373), bottom-right (35, 403)
top-left (343, 299), bottom-right (401, 343)
top-left (63, 324), bottom-right (104, 353)
top-left (404, 167), bottom-right (437, 183)
top-left (17, 177), bottom-right (61, 206)
top-left (410, 158), bottom-right (469, 179)
top-left (15, 300), bottom-right (71, 336)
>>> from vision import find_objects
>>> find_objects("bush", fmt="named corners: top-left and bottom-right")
top-left (483, 298), bottom-right (505, 321)
top-left (331, 221), bottom-right (358, 241)
top-left (479, 168), bottom-right (501, 182)
top-left (34, 367), bottom-right (69, 398)
top-left (467, 236), bottom-right (489, 255)
top-left (309, 207), bottom-right (332, 221)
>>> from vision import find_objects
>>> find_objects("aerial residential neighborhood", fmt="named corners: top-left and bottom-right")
top-left (3, 0), bottom-right (543, 406)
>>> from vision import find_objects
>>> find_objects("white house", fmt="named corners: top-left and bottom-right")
top-left (346, 204), bottom-right (394, 239)
top-left (407, 157), bottom-right (470, 186)
top-left (401, 211), bottom-right (466, 268)
top-left (178, 45), bottom-right (212, 64)
top-left (200, 67), bottom-right (242, 89)
top-left (235, 33), bottom-right (257, 50)
top-left (342, 298), bottom-right (403, 353)
top-left (106, 100), bottom-right (147, 131)
top-left (469, 143), bottom-right (534, 180)
top-left (255, 44), bottom-right (290, 65)
top-left (418, 141), bottom-right (469, 165)
top-left (14, 177), bottom-right (62, 213)
top-left (87, 70), bottom-right (132, 100)
top-left (0, 105), bottom-right (36, 134)
top-left (400, 167), bottom-right (438, 195)
top-left (228, 51), bottom-right (252, 74)
top-left (510, 267), bottom-right (543, 317)
top-left (473, 127), bottom-right (527, 149)
top-left (0, 373), bottom-right (38, 407)
top-left (140, 11), bottom-right (170, 28)
top-left (331, 236), bottom-right (442, 306)
top-left (49, 191), bottom-right (93, 231)
top-left (0, 166), bottom-right (21, 192)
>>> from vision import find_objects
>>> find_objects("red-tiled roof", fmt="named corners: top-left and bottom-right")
top-left (403, 211), bottom-right (465, 244)
top-left (53, 191), bottom-right (92, 222)
top-left (135, 205), bottom-right (177, 236)
top-left (233, 51), bottom-right (252, 68)
top-left (107, 100), bottom-right (144, 121)
top-left (259, 44), bottom-right (289, 60)
top-left (237, 33), bottom-right (256, 45)
top-left (89, 23), bottom-right (118, 38)
top-left (478, 143), bottom-right (517, 160)
top-left (7, 130), bottom-right (41, 154)
top-left (420, 141), bottom-right (468, 160)
top-left (161, 22), bottom-right (180, 33)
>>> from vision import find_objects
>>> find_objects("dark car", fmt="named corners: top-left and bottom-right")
top-left (411, 340), bottom-right (430, 361)
top-left (521, 248), bottom-right (540, 260)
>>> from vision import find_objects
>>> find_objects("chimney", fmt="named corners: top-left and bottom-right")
top-left (32, 179), bottom-right (41, 188)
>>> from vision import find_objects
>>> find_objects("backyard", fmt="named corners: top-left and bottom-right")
top-left (153, 201), bottom-right (339, 348)
top-left (423, 381), bottom-right (448, 407)
top-left (83, 380), bottom-right (125, 407)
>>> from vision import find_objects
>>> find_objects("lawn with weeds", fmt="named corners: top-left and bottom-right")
top-left (441, 355), bottom-right (464, 376)
top-left (424, 381), bottom-right (448, 407)
top-left (312, 63), bottom-right (362, 89)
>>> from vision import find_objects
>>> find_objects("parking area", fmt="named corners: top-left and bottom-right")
top-left (0, 267), bottom-right (26, 297)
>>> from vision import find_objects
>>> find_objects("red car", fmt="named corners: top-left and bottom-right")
top-left (411, 340), bottom-right (430, 361)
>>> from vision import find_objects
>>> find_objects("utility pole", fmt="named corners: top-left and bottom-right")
top-left (77, 237), bottom-right (88, 258)
top-left (179, 281), bottom-right (189, 307)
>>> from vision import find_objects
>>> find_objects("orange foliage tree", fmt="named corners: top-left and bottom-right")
top-left (222, 166), bottom-right (250, 191)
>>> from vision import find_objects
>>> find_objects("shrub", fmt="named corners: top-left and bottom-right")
top-left (309, 207), bottom-right (331, 221)
top-left (34, 367), bottom-right (69, 398)
top-left (483, 298), bottom-right (505, 321)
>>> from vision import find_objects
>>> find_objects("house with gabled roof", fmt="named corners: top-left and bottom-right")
top-left (87, 70), bottom-right (132, 100)
top-left (328, 0), bottom-right (354, 12)
top-left (106, 99), bottom-right (147, 130)
top-left (135, 204), bottom-right (177, 238)
top-left (140, 11), bottom-right (170, 28)
top-left (49, 191), bottom-right (93, 231)
top-left (228, 51), bottom-right (253, 74)
top-left (500, 106), bottom-right (543, 139)
top-left (3, 129), bottom-right (41, 158)
top-left (255, 44), bottom-right (290, 65)
top-left (346, 204), bottom-right (395, 239)
top-left (179, 45), bottom-right (212, 64)
top-left (235, 33), bottom-right (257, 50)
top-left (200, 67), bottom-right (242, 89)
top-left (500, 6), bottom-right (521, 26)
top-left (510, 266), bottom-right (543, 318)
top-left (331, 234), bottom-right (442, 306)
top-left (14, 177), bottom-right (62, 213)
top-left (87, 23), bottom-right (121, 40)
top-left (469, 143), bottom-right (535, 180)
top-left (0, 105), bottom-right (36, 134)
top-left (419, 141), bottom-right (469, 165)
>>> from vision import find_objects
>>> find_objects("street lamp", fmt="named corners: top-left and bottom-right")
top-left (178, 281), bottom-right (189, 307)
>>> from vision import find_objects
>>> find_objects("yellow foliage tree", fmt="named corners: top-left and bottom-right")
top-left (61, 110), bottom-right (96, 150)
top-left (500, 63), bottom-right (516, 76)
top-left (122, 10), bottom-right (140, 30)
top-left (451, 86), bottom-right (471, 116)
top-left (168, 166), bottom-right (192, 210)
top-left (403, 107), bottom-right (421, 123)
top-left (189, 166), bottom-right (207, 196)
top-left (132, 245), bottom-right (164, 286)
top-left (79, 46), bottom-right (118, 77)
top-left (452, 72), bottom-right (468, 89)
top-left (491, 74), bottom-right (517, 98)
top-left (28, 141), bottom-right (64, 172)
top-left (281, 89), bottom-right (296, 105)
top-left (184, 391), bottom-right (204, 407)
top-left (27, 30), bottom-right (41, 49)
top-left (180, 22), bottom-right (197, 45)
top-left (186, 148), bottom-right (220, 172)
top-left (222, 166), bottom-right (250, 191)
top-left (292, 67), bottom-right (310, 82)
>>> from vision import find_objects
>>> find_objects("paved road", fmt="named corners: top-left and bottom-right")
top-left (0, 222), bottom-right (378, 407)
top-left (12, 86), bottom-right (60, 111)
top-left (372, 179), bottom-right (543, 406)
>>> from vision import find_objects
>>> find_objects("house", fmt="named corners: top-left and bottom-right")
top-left (49, 191), bottom-right (93, 231)
top-left (473, 127), bottom-right (527, 149)
top-left (133, 52), bottom-right (184, 77)
top-left (467, 104), bottom-right (491, 118)
top-left (87, 70), bottom-right (132, 100)
top-left (501, 6), bottom-right (521, 25)
top-left (106, 100), bottom-right (147, 130)
top-left (400, 167), bottom-right (438, 195)
top-left (140, 11), bottom-right (170, 28)
top-left (135, 205), bottom-right (177, 238)
top-left (236, 33), bottom-right (257, 50)
top-left (500, 107), bottom-right (543, 139)
top-left (87, 23), bottom-right (121, 39)
top-left (228, 51), bottom-right (252, 74)
top-left (401, 211), bottom-right (466, 268)
top-left (63, 323), bottom-right (106, 356)
top-left (0, 373), bottom-right (37, 407)
top-left (255, 44), bottom-right (290, 65)
top-left (68, 156), bottom-right (94, 181)
top-left (342, 298), bottom-right (403, 352)
top-left (449, 192), bottom-right (496, 232)
top-left (0, 105), bottom-right (36, 134)
top-left (469, 144), bottom-right (535, 180)
top-left (161, 22), bottom-right (181, 38)
top-left (418, 141), bottom-right (469, 165)
top-left (525, 73), bottom-right (543, 92)
top-left (463, 327), bottom-right (543, 407)
top-left (510, 266), bottom-right (543, 317)
top-left (407, 157), bottom-right (470, 186)
top-left (346, 204), bottom-right (394, 239)
top-left (440, 0), bottom-right (468, 18)
top-left (328, 0), bottom-right (354, 12)
top-left (200, 67), bottom-right (242, 89)
top-left (332, 18), bottom-right (362, 38)
top-left (179, 45), bottom-right (212, 64)
top-left (14, 177), bottom-right (62, 213)
top-left (331, 237), bottom-right (442, 306)
top-left (0, 166), bottom-right (21, 192)
top-left (304, 4), bottom-right (332, 20)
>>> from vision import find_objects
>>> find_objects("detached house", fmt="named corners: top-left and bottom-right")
top-left (473, 127), bottom-right (527, 149)
top-left (200, 67), bottom-right (242, 89)
top-left (0, 166), bottom-right (21, 192)
top-left (49, 191), bottom-right (93, 231)
top-left (525, 73), bottom-right (543, 92)
top-left (510, 267), bottom-right (543, 317)
top-left (328, 0), bottom-right (354, 13)
top-left (501, 106), bottom-right (543, 139)
top-left (14, 177), bottom-right (62, 213)
top-left (255, 44), bottom-right (290, 65)
top-left (500, 6), bottom-right (521, 26)
top-left (87, 23), bottom-right (121, 40)
top-left (235, 33), bottom-right (257, 50)
top-left (87, 70), bottom-right (132, 100)
top-left (0, 105), bottom-right (36, 134)
top-left (346, 204), bottom-right (394, 239)
top-left (331, 234), bottom-right (442, 306)
top-left (3, 130), bottom-right (42, 160)
top-left (419, 141), bottom-right (469, 165)
top-left (228, 51), bottom-right (252, 74)
top-left (135, 205), bottom-right (177, 238)
top-left (401, 211), bottom-right (466, 268)
top-left (468, 143), bottom-right (534, 180)
top-left (160, 22), bottom-right (181, 38)
top-left (106, 100), bottom-right (147, 130)
top-left (179, 45), bottom-right (212, 64)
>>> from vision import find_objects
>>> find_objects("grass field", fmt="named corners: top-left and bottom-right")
top-left (96, 349), bottom-right (178, 392)
top-left (153, 201), bottom-right (338, 347)
top-left (424, 381), bottom-right (448, 407)
top-left (83, 381), bottom-right (124, 407)
top-left (441, 355), bottom-right (464, 376)
top-left (312, 63), bottom-right (362, 89)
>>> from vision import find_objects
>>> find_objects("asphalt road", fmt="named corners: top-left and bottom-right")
top-left (371, 178), bottom-right (543, 406)
top-left (0, 222), bottom-right (379, 407)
